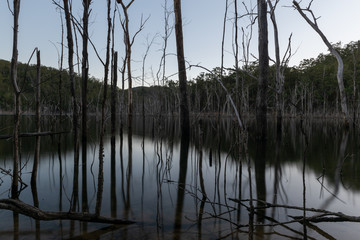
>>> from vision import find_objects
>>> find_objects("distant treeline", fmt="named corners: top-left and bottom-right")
top-left (1, 40), bottom-right (360, 117)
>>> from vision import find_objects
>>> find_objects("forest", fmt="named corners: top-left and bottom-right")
top-left (2, 0), bottom-right (360, 239)
top-left (1, 39), bottom-right (360, 118)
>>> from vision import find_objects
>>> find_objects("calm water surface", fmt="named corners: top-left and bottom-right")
top-left (0, 116), bottom-right (359, 239)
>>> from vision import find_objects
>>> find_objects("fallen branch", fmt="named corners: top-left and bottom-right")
top-left (0, 198), bottom-right (134, 225)
top-left (290, 213), bottom-right (360, 223)
top-left (0, 131), bottom-right (68, 140)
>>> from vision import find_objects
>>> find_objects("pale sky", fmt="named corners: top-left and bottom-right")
top-left (1, 0), bottom-right (360, 88)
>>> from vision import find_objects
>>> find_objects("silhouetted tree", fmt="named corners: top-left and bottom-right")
top-left (174, 0), bottom-right (190, 137)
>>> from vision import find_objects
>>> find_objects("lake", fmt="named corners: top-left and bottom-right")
top-left (0, 115), bottom-right (359, 239)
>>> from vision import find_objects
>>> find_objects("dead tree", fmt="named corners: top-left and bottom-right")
top-left (293, 0), bottom-right (349, 122)
top-left (31, 49), bottom-right (41, 185)
top-left (10, 0), bottom-right (21, 199)
top-left (220, 0), bottom-right (229, 80)
top-left (117, 0), bottom-right (135, 129)
top-left (96, 0), bottom-right (112, 216)
top-left (157, 0), bottom-right (173, 86)
top-left (141, 36), bottom-right (156, 117)
top-left (111, 51), bottom-right (118, 139)
top-left (174, 0), bottom-right (190, 137)
top-left (81, 0), bottom-right (91, 213)
top-left (81, 0), bottom-right (91, 171)
top-left (233, 0), bottom-right (241, 113)
top-left (267, 0), bottom-right (292, 132)
top-left (256, 0), bottom-right (269, 140)
top-left (63, 0), bottom-right (80, 165)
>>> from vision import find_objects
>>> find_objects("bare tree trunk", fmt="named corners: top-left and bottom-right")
top-left (234, 0), bottom-right (240, 113)
top-left (157, 0), bottom-right (173, 86)
top-left (268, 0), bottom-right (282, 132)
top-left (352, 47), bottom-right (358, 125)
top-left (174, 0), bottom-right (190, 137)
top-left (221, 0), bottom-right (229, 79)
top-left (31, 49), bottom-right (41, 185)
top-left (63, 0), bottom-right (80, 167)
top-left (293, 0), bottom-right (349, 122)
top-left (58, 9), bottom-right (64, 156)
top-left (117, 0), bottom-right (135, 129)
top-left (81, 0), bottom-right (91, 170)
top-left (96, 0), bottom-right (112, 216)
top-left (268, 0), bottom-right (292, 133)
top-left (256, 0), bottom-right (269, 140)
top-left (111, 52), bottom-right (118, 137)
top-left (10, 0), bottom-right (21, 200)
top-left (81, 0), bottom-right (91, 214)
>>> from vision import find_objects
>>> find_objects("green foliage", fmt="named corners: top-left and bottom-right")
top-left (1, 40), bottom-right (360, 116)
top-left (0, 59), bottom-right (104, 113)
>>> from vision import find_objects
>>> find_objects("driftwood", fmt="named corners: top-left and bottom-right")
top-left (230, 198), bottom-right (360, 224)
top-left (0, 198), bottom-right (134, 225)
top-left (0, 131), bottom-right (68, 140)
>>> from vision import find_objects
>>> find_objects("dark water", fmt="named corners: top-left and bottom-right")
top-left (0, 116), bottom-right (359, 239)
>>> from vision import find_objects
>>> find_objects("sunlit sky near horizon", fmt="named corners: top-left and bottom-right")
top-left (1, 0), bottom-right (360, 88)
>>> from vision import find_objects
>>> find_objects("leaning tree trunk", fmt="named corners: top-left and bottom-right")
top-left (293, 0), bottom-right (349, 122)
top-left (256, 0), bottom-right (269, 140)
top-left (10, 0), bottom-right (21, 199)
top-left (174, 0), bottom-right (190, 138)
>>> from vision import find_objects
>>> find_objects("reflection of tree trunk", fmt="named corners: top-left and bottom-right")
top-left (321, 130), bottom-right (349, 209)
top-left (302, 138), bottom-right (308, 238)
top-left (120, 127), bottom-right (125, 204)
top-left (110, 135), bottom-right (117, 218)
top-left (254, 141), bottom-right (266, 224)
top-left (141, 124), bottom-right (145, 222)
top-left (13, 212), bottom-right (19, 240)
top-left (197, 121), bottom-right (206, 237)
top-left (95, 150), bottom-right (104, 216)
top-left (71, 154), bottom-right (79, 212)
top-left (58, 138), bottom-right (64, 238)
top-left (173, 134), bottom-right (189, 239)
top-left (156, 138), bottom-right (164, 234)
top-left (125, 128), bottom-right (133, 214)
top-left (81, 152), bottom-right (88, 213)
top-left (31, 179), bottom-right (40, 240)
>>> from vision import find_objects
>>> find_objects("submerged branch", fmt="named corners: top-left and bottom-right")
top-left (0, 198), bottom-right (135, 225)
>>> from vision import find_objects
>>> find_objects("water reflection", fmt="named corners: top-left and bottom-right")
top-left (0, 117), bottom-right (360, 239)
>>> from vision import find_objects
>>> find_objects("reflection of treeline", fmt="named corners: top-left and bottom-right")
top-left (1, 40), bottom-right (360, 116)
top-left (129, 116), bottom-right (360, 191)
